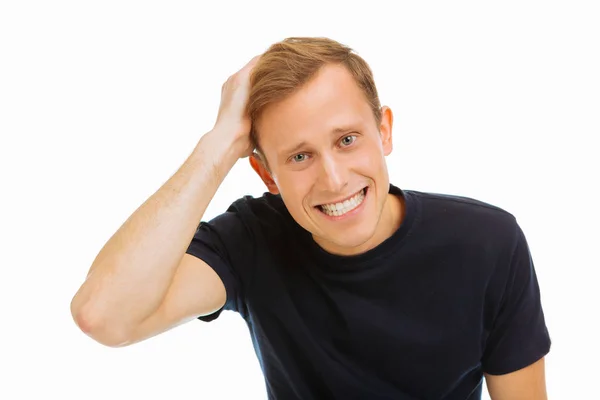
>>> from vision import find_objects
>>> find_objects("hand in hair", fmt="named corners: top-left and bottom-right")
top-left (213, 55), bottom-right (261, 159)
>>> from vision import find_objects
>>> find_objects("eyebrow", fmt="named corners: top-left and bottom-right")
top-left (279, 126), bottom-right (357, 158)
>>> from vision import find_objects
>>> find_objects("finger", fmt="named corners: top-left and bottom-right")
top-left (241, 55), bottom-right (262, 73)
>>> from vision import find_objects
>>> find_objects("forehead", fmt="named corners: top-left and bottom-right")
top-left (256, 64), bottom-right (374, 154)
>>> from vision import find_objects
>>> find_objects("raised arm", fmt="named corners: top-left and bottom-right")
top-left (70, 55), bottom-right (260, 347)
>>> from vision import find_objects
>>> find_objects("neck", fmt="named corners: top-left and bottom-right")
top-left (372, 191), bottom-right (405, 248)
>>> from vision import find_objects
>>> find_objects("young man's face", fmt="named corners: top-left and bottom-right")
top-left (251, 63), bottom-right (396, 255)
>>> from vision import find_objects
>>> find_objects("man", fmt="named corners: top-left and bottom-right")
top-left (71, 37), bottom-right (551, 399)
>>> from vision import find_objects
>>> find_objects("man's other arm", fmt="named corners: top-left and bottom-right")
top-left (485, 357), bottom-right (547, 400)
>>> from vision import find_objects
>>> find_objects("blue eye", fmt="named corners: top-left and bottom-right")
top-left (292, 153), bottom-right (307, 163)
top-left (341, 135), bottom-right (356, 146)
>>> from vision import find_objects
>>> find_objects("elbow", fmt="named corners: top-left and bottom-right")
top-left (71, 300), bottom-right (132, 348)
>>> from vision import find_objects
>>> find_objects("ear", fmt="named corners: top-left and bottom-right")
top-left (249, 153), bottom-right (279, 194)
top-left (379, 106), bottom-right (393, 156)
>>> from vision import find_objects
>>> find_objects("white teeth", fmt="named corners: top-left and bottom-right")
top-left (319, 188), bottom-right (366, 217)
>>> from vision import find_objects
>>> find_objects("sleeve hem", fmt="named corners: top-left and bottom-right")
top-left (483, 339), bottom-right (551, 376)
top-left (197, 306), bottom-right (225, 322)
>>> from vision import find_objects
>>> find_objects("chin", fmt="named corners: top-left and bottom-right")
top-left (317, 220), bottom-right (378, 253)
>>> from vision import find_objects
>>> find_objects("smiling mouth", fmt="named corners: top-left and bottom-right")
top-left (316, 187), bottom-right (368, 217)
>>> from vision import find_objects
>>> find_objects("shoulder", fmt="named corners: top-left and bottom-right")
top-left (407, 189), bottom-right (515, 218)
top-left (404, 189), bottom-right (522, 259)
top-left (408, 189), bottom-right (518, 233)
top-left (223, 191), bottom-right (296, 237)
top-left (227, 191), bottom-right (288, 220)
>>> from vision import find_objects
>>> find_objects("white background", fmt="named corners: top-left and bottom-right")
top-left (1, 1), bottom-right (598, 399)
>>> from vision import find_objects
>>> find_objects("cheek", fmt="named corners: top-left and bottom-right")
top-left (365, 143), bottom-right (387, 168)
top-left (354, 149), bottom-right (382, 172)
top-left (278, 174), bottom-right (310, 204)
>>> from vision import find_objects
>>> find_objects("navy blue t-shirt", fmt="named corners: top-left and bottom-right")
top-left (185, 184), bottom-right (551, 399)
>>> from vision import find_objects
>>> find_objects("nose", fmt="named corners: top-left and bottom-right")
top-left (317, 153), bottom-right (348, 193)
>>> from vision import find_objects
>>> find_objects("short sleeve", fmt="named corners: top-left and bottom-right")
top-left (185, 204), bottom-right (256, 322)
top-left (482, 222), bottom-right (551, 375)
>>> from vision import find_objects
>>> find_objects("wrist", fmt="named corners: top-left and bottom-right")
top-left (193, 130), bottom-right (243, 172)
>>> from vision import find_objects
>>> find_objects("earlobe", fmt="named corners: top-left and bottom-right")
top-left (249, 154), bottom-right (279, 194)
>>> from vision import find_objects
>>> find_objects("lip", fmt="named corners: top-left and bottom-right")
top-left (315, 187), bottom-right (367, 207)
top-left (314, 186), bottom-right (369, 221)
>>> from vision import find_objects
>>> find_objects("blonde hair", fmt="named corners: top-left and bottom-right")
top-left (247, 37), bottom-right (382, 162)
